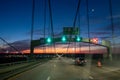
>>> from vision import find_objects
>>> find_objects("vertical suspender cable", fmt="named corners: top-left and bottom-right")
top-left (43, 0), bottom-right (46, 54)
top-left (78, 8), bottom-right (81, 55)
top-left (109, 0), bottom-right (114, 60)
top-left (30, 0), bottom-right (35, 54)
top-left (86, 0), bottom-right (91, 54)
top-left (48, 0), bottom-right (56, 54)
top-left (74, 0), bottom-right (81, 57)
top-left (48, 0), bottom-right (54, 37)
top-left (66, 0), bottom-right (81, 55)
top-left (109, 0), bottom-right (114, 40)
top-left (73, 0), bottom-right (81, 28)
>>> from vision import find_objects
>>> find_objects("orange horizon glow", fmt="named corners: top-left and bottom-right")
top-left (21, 47), bottom-right (107, 54)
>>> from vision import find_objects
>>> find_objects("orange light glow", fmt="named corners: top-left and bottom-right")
top-left (19, 46), bottom-right (107, 54)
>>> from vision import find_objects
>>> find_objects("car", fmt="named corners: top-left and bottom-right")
top-left (75, 57), bottom-right (87, 66)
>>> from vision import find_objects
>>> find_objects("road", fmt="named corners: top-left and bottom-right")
top-left (8, 57), bottom-right (120, 80)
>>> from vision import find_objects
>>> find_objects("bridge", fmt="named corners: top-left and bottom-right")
top-left (28, 0), bottom-right (113, 60)
top-left (0, 0), bottom-right (120, 80)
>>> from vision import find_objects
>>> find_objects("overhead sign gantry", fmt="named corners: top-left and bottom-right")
top-left (30, 27), bottom-right (112, 59)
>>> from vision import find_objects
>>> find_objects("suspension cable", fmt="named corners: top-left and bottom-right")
top-left (30, 0), bottom-right (35, 54)
top-left (48, 0), bottom-right (56, 54)
top-left (73, 0), bottom-right (81, 27)
top-left (109, 0), bottom-right (114, 59)
top-left (43, 0), bottom-right (46, 54)
top-left (78, 7), bottom-right (81, 54)
top-left (31, 0), bottom-right (35, 42)
top-left (74, 0), bottom-right (81, 57)
top-left (66, 0), bottom-right (81, 55)
top-left (48, 0), bottom-right (54, 37)
top-left (0, 37), bottom-right (22, 54)
top-left (86, 0), bottom-right (91, 54)
top-left (109, 0), bottom-right (114, 39)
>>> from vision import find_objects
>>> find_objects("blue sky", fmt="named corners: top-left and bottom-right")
top-left (0, 0), bottom-right (120, 53)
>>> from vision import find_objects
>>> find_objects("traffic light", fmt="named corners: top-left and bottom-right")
top-left (61, 35), bottom-right (67, 42)
top-left (91, 38), bottom-right (98, 44)
top-left (75, 36), bottom-right (82, 42)
top-left (46, 37), bottom-right (52, 44)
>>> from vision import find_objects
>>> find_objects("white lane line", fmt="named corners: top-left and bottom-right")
top-left (47, 76), bottom-right (51, 80)
top-left (54, 64), bottom-right (56, 67)
top-left (89, 76), bottom-right (94, 79)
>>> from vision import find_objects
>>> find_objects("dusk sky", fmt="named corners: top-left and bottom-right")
top-left (0, 0), bottom-right (120, 53)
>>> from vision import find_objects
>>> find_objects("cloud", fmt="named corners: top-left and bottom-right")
top-left (0, 39), bottom-right (30, 53)
top-left (1, 39), bottom-right (119, 54)
top-left (27, 29), bottom-right (44, 36)
top-left (82, 31), bottom-right (111, 39)
top-left (107, 15), bottom-right (120, 19)
top-left (96, 25), bottom-right (113, 31)
top-left (26, 29), bottom-right (63, 39)
top-left (95, 22), bottom-right (120, 33)
top-left (90, 32), bottom-right (110, 35)
top-left (26, 29), bottom-right (49, 40)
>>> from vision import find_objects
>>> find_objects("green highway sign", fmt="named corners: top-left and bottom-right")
top-left (63, 27), bottom-right (79, 35)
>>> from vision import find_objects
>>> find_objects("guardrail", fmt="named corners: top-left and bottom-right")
top-left (0, 60), bottom-right (36, 68)
top-left (0, 58), bottom-right (51, 80)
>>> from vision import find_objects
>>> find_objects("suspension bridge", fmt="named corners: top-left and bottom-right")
top-left (0, 0), bottom-right (120, 80)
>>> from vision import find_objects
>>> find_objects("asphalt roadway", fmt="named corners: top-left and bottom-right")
top-left (7, 57), bottom-right (120, 80)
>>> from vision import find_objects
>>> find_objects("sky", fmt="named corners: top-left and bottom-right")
top-left (0, 0), bottom-right (120, 54)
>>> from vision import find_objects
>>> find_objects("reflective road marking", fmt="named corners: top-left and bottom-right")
top-left (47, 76), bottom-right (51, 80)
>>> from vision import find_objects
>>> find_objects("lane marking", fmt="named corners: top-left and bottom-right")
top-left (89, 76), bottom-right (94, 79)
top-left (47, 76), bottom-right (51, 80)
top-left (53, 64), bottom-right (56, 67)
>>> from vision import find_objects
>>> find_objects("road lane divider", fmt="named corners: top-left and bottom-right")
top-left (47, 76), bottom-right (51, 80)
top-left (89, 76), bottom-right (94, 79)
